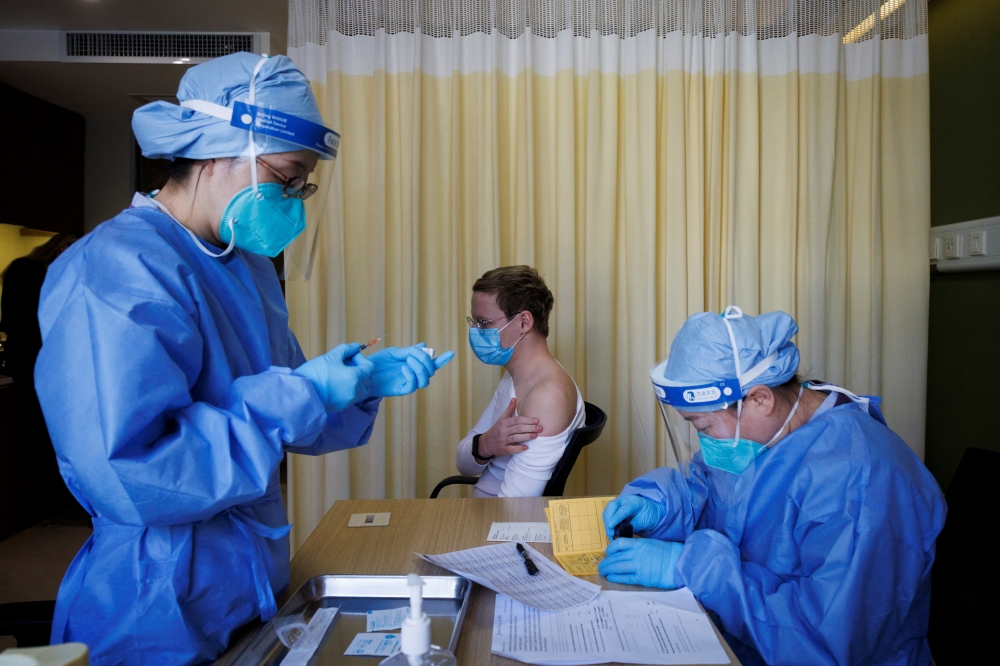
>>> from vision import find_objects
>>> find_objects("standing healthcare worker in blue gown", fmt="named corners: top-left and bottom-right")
top-left (34, 53), bottom-right (454, 665)
top-left (599, 306), bottom-right (946, 666)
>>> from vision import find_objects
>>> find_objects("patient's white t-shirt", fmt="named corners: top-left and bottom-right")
top-left (454, 372), bottom-right (586, 498)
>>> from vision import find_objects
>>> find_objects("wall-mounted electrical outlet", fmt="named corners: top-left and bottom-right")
top-left (930, 216), bottom-right (1000, 272)
top-left (970, 230), bottom-right (987, 256)
top-left (944, 235), bottom-right (961, 259)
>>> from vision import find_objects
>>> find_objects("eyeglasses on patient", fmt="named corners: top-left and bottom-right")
top-left (466, 313), bottom-right (520, 329)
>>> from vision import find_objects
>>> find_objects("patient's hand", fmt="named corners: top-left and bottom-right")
top-left (476, 398), bottom-right (541, 461)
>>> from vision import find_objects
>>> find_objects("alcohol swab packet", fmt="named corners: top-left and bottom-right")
top-left (366, 606), bottom-right (409, 632)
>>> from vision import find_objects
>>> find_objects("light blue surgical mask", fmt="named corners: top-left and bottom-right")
top-left (468, 315), bottom-right (525, 366)
top-left (697, 433), bottom-right (768, 474)
top-left (218, 182), bottom-right (306, 258)
top-left (149, 179), bottom-right (307, 260)
top-left (698, 385), bottom-right (803, 475)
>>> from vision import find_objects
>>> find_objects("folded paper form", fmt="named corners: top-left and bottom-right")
top-left (418, 543), bottom-right (600, 611)
top-left (545, 496), bottom-right (615, 576)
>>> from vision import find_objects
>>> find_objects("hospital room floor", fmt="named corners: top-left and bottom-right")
top-left (0, 482), bottom-right (288, 650)
top-left (0, 504), bottom-right (91, 650)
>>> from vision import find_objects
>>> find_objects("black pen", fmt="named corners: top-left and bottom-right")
top-left (516, 542), bottom-right (539, 576)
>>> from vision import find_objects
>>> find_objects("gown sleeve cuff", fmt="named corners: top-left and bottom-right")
top-left (285, 396), bottom-right (382, 455)
top-left (674, 529), bottom-right (744, 628)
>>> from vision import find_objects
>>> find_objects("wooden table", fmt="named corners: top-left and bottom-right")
top-left (217, 497), bottom-right (740, 665)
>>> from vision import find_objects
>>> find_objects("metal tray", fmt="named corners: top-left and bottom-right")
top-left (231, 575), bottom-right (472, 665)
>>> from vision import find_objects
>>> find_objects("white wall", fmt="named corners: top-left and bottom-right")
top-left (84, 114), bottom-right (134, 232)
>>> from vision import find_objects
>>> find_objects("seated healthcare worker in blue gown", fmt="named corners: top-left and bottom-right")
top-left (599, 306), bottom-right (946, 666)
top-left (34, 52), bottom-right (454, 665)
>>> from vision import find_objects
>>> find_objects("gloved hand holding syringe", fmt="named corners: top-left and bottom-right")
top-left (353, 335), bottom-right (435, 357)
top-left (297, 334), bottom-right (454, 411)
top-left (352, 334), bottom-right (455, 398)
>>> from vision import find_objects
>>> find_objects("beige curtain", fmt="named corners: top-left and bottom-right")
top-left (284, 0), bottom-right (930, 551)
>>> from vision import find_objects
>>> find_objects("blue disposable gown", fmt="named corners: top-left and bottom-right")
top-left (623, 399), bottom-right (945, 666)
top-left (35, 201), bottom-right (380, 665)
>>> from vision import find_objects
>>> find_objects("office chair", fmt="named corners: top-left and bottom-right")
top-left (928, 446), bottom-right (1000, 664)
top-left (430, 402), bottom-right (607, 498)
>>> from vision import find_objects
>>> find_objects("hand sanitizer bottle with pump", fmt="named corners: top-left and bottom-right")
top-left (379, 574), bottom-right (456, 666)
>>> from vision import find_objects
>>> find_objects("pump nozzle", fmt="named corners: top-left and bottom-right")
top-left (401, 574), bottom-right (430, 657)
top-left (407, 573), bottom-right (425, 621)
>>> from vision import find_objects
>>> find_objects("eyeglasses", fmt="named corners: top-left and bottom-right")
top-left (256, 157), bottom-right (319, 200)
top-left (466, 313), bottom-right (520, 329)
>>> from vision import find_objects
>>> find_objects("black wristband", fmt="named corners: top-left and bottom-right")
top-left (472, 434), bottom-right (492, 463)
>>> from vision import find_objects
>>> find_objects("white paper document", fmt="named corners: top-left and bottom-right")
top-left (492, 588), bottom-right (730, 665)
top-left (418, 542), bottom-right (600, 611)
top-left (488, 522), bottom-right (552, 543)
top-left (278, 607), bottom-right (339, 666)
top-left (366, 606), bottom-right (409, 632)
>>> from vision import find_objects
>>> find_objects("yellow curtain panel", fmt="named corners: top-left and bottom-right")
top-left (284, 0), bottom-right (929, 551)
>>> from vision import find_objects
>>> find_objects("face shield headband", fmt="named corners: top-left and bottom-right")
top-left (179, 73), bottom-right (341, 164)
top-left (651, 307), bottom-right (778, 411)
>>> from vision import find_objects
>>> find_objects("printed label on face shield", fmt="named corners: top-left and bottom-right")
top-left (653, 385), bottom-right (666, 399)
top-left (231, 101), bottom-right (340, 158)
top-left (683, 387), bottom-right (722, 404)
top-left (323, 132), bottom-right (340, 153)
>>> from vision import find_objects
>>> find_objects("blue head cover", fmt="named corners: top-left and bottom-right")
top-left (650, 307), bottom-right (800, 412)
top-left (132, 52), bottom-right (336, 161)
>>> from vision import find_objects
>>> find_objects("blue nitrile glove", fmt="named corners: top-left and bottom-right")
top-left (598, 538), bottom-right (683, 588)
top-left (366, 343), bottom-right (455, 397)
top-left (295, 342), bottom-right (375, 412)
top-left (603, 495), bottom-right (666, 538)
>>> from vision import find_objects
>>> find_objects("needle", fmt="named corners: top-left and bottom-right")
top-left (361, 338), bottom-right (382, 349)
top-left (358, 334), bottom-right (387, 351)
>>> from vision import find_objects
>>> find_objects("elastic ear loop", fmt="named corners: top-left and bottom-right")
top-left (722, 304), bottom-right (786, 445)
top-left (723, 307), bottom-right (745, 443)
top-left (193, 54), bottom-right (267, 257)
top-left (498, 312), bottom-right (527, 351)
top-left (193, 218), bottom-right (236, 258)
top-left (147, 194), bottom-right (236, 258)
top-left (247, 55), bottom-right (268, 198)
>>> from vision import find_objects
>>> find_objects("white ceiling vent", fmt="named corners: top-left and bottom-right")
top-left (60, 31), bottom-right (270, 64)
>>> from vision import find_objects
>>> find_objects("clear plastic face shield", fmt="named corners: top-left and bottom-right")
top-left (650, 306), bottom-right (781, 478)
top-left (650, 362), bottom-right (743, 476)
top-left (181, 56), bottom-right (340, 268)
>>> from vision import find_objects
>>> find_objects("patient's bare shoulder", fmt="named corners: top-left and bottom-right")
top-left (518, 366), bottom-right (578, 436)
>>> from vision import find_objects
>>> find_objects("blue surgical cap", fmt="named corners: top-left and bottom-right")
top-left (132, 52), bottom-right (331, 161)
top-left (651, 307), bottom-right (800, 411)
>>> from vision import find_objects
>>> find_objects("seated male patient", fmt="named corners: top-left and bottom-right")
top-left (456, 266), bottom-right (585, 497)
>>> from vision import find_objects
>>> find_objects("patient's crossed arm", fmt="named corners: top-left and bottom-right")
top-left (474, 398), bottom-right (541, 462)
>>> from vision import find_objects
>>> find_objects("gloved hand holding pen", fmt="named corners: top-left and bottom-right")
top-left (602, 495), bottom-right (666, 538)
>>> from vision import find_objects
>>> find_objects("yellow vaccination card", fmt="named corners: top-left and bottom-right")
top-left (545, 496), bottom-right (615, 576)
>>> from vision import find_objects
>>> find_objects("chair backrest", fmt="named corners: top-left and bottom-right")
top-left (929, 446), bottom-right (1000, 664)
top-left (542, 402), bottom-right (607, 497)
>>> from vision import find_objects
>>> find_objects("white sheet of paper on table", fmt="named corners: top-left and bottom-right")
top-left (417, 542), bottom-right (600, 612)
top-left (491, 588), bottom-right (730, 665)
top-left (344, 632), bottom-right (401, 657)
top-left (278, 606), bottom-right (339, 666)
top-left (366, 606), bottom-right (409, 632)
top-left (487, 521), bottom-right (552, 543)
